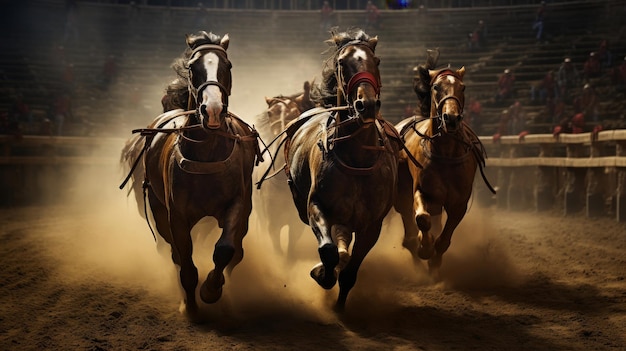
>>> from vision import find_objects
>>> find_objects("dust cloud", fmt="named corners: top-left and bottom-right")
top-left (31, 42), bottom-right (521, 326)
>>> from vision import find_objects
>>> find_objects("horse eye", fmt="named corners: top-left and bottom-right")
top-left (433, 84), bottom-right (441, 92)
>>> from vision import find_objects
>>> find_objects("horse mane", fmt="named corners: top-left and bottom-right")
top-left (413, 48), bottom-right (440, 117)
top-left (310, 28), bottom-right (377, 107)
top-left (165, 31), bottom-right (226, 110)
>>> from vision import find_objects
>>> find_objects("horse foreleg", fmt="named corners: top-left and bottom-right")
top-left (394, 162), bottom-right (420, 261)
top-left (332, 224), bottom-right (353, 272)
top-left (201, 203), bottom-right (249, 304)
top-left (414, 191), bottom-right (435, 259)
top-left (168, 211), bottom-right (199, 319)
top-left (308, 201), bottom-right (339, 289)
top-left (428, 207), bottom-right (465, 279)
top-left (335, 221), bottom-right (382, 312)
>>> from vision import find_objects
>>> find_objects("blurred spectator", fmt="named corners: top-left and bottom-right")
top-left (569, 112), bottom-right (585, 134)
top-left (574, 84), bottom-right (599, 123)
top-left (364, 1), bottom-right (381, 30)
top-left (597, 39), bottom-right (613, 68)
top-left (468, 20), bottom-right (486, 52)
top-left (557, 57), bottom-right (580, 103)
top-left (611, 56), bottom-right (626, 92)
top-left (532, 1), bottom-right (547, 41)
top-left (466, 96), bottom-right (482, 134)
top-left (531, 69), bottom-right (558, 105)
top-left (495, 68), bottom-right (516, 104)
top-left (320, 1), bottom-right (334, 32)
top-left (475, 19), bottom-right (487, 49)
top-left (508, 100), bottom-right (526, 135)
top-left (582, 52), bottom-right (601, 82)
top-left (553, 111), bottom-right (603, 137)
top-left (52, 92), bottom-right (73, 136)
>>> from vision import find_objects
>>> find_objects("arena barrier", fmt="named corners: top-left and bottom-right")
top-left (2, 132), bottom-right (626, 222)
top-left (0, 135), bottom-right (123, 206)
top-left (478, 129), bottom-right (626, 222)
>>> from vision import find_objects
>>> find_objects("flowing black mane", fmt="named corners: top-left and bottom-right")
top-left (164, 31), bottom-right (226, 111)
top-left (412, 48), bottom-right (440, 117)
top-left (310, 28), bottom-right (376, 107)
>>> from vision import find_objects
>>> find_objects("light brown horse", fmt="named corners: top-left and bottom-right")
top-left (120, 31), bottom-right (260, 322)
top-left (394, 49), bottom-right (494, 279)
top-left (252, 81), bottom-right (315, 260)
top-left (282, 29), bottom-right (401, 311)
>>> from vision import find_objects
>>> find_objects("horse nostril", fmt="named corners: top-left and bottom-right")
top-left (200, 104), bottom-right (207, 116)
top-left (376, 99), bottom-right (381, 109)
top-left (355, 100), bottom-right (365, 112)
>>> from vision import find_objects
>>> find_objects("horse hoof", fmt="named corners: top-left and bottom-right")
top-left (418, 245), bottom-right (434, 260)
top-left (200, 272), bottom-right (225, 304)
top-left (310, 262), bottom-right (337, 289)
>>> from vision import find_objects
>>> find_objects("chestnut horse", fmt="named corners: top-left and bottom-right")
top-left (394, 49), bottom-right (494, 279)
top-left (120, 31), bottom-right (261, 321)
top-left (282, 29), bottom-right (400, 310)
top-left (252, 81), bottom-right (316, 260)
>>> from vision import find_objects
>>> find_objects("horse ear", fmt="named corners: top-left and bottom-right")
top-left (368, 36), bottom-right (378, 51)
top-left (264, 96), bottom-right (272, 106)
top-left (457, 66), bottom-right (466, 79)
top-left (220, 34), bottom-right (230, 50)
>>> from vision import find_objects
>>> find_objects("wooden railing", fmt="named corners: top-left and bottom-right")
top-left (477, 130), bottom-right (626, 222)
top-left (2, 132), bottom-right (626, 222)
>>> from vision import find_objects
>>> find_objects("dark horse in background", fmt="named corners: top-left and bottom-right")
top-left (393, 49), bottom-right (494, 279)
top-left (282, 29), bottom-right (401, 311)
top-left (252, 81), bottom-right (316, 260)
top-left (120, 31), bottom-right (261, 322)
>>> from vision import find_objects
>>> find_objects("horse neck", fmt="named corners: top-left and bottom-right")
top-left (425, 114), bottom-right (466, 157)
top-left (332, 112), bottom-right (381, 163)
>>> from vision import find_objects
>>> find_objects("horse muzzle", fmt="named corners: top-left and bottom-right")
top-left (199, 102), bottom-right (226, 130)
top-left (440, 112), bottom-right (463, 133)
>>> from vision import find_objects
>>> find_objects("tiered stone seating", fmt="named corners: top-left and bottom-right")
top-left (2, 1), bottom-right (624, 137)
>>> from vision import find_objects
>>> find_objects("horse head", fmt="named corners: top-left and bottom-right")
top-left (185, 31), bottom-right (232, 130)
top-left (332, 30), bottom-right (381, 123)
top-left (428, 66), bottom-right (465, 133)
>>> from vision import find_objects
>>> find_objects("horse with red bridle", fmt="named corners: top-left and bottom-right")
top-left (280, 29), bottom-right (402, 310)
top-left (394, 49), bottom-right (495, 279)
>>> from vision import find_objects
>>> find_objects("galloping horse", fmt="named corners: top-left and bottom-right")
top-left (394, 49), bottom-right (494, 278)
top-left (120, 31), bottom-right (261, 321)
top-left (282, 29), bottom-right (400, 310)
top-left (252, 81), bottom-right (315, 260)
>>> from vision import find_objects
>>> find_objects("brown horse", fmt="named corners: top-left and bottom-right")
top-left (282, 29), bottom-right (400, 311)
top-left (120, 31), bottom-right (260, 321)
top-left (394, 49), bottom-right (493, 279)
top-left (252, 81), bottom-right (315, 260)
